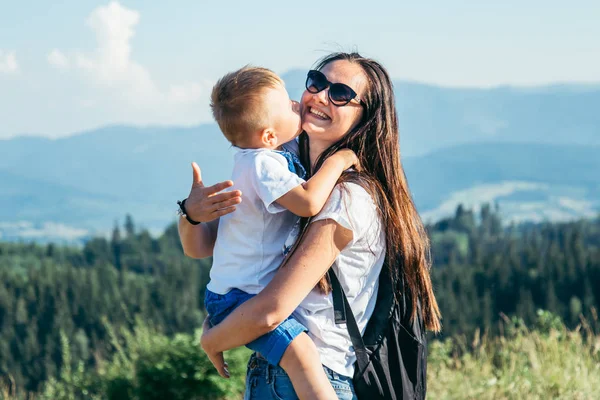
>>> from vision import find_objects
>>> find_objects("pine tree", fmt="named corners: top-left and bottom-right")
top-left (125, 214), bottom-right (136, 238)
top-left (111, 221), bottom-right (122, 270)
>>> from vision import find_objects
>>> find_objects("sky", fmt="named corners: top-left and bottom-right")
top-left (0, 0), bottom-right (599, 139)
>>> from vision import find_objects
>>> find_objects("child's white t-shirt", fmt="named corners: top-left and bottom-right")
top-left (207, 142), bottom-right (304, 295)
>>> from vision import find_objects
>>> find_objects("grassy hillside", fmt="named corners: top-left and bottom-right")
top-left (2, 312), bottom-right (598, 399)
top-left (0, 213), bottom-right (598, 398)
top-left (427, 311), bottom-right (600, 399)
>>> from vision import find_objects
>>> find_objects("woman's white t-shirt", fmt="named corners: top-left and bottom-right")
top-left (293, 182), bottom-right (386, 377)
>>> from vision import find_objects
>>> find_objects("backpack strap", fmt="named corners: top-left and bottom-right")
top-left (329, 268), bottom-right (370, 374)
top-left (331, 270), bottom-right (347, 324)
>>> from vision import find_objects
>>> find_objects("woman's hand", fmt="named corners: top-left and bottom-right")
top-left (186, 162), bottom-right (242, 222)
top-left (200, 317), bottom-right (230, 378)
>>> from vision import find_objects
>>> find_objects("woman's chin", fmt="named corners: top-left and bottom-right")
top-left (302, 120), bottom-right (329, 135)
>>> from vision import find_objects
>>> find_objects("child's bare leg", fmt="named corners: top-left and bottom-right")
top-left (278, 332), bottom-right (337, 400)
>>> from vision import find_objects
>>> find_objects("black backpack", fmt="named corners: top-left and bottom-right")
top-left (329, 266), bottom-right (427, 400)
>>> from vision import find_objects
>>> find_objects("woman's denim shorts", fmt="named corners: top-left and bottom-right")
top-left (244, 352), bottom-right (357, 400)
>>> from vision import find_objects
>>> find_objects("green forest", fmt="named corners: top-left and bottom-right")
top-left (1, 207), bottom-right (599, 399)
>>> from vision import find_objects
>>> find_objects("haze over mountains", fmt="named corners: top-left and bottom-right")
top-left (1, 72), bottom-right (598, 243)
top-left (282, 70), bottom-right (600, 155)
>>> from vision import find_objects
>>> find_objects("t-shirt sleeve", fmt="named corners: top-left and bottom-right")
top-left (252, 151), bottom-right (305, 214)
top-left (311, 183), bottom-right (375, 241)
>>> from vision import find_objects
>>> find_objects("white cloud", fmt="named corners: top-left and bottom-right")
top-left (0, 50), bottom-right (19, 74)
top-left (48, 49), bottom-right (70, 69)
top-left (167, 82), bottom-right (204, 104)
top-left (74, 2), bottom-right (160, 103)
top-left (0, 221), bottom-right (88, 242)
top-left (52, 1), bottom-right (211, 123)
top-left (78, 98), bottom-right (96, 108)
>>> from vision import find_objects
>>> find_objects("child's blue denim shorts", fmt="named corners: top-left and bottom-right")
top-left (204, 288), bottom-right (307, 366)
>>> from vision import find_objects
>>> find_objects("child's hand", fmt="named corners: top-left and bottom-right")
top-left (333, 149), bottom-right (361, 172)
top-left (201, 317), bottom-right (230, 379)
top-left (186, 162), bottom-right (242, 222)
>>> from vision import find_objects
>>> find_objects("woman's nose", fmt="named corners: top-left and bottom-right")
top-left (313, 87), bottom-right (329, 105)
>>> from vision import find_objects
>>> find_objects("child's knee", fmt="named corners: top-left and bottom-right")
top-left (280, 333), bottom-right (321, 372)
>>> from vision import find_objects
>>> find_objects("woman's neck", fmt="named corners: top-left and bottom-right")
top-left (308, 139), bottom-right (330, 171)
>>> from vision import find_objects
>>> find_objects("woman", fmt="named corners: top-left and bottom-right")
top-left (180, 52), bottom-right (441, 399)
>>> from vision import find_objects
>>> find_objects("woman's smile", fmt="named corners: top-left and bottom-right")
top-left (300, 60), bottom-right (367, 146)
top-left (307, 106), bottom-right (331, 121)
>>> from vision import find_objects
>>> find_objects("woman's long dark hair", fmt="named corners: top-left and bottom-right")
top-left (294, 52), bottom-right (441, 332)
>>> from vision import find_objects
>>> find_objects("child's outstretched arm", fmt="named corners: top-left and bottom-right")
top-left (275, 149), bottom-right (358, 217)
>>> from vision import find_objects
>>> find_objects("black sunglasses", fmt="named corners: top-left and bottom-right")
top-left (305, 70), bottom-right (365, 107)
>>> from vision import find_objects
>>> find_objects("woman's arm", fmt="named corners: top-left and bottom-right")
top-left (178, 162), bottom-right (242, 258)
top-left (200, 218), bottom-right (353, 354)
top-left (178, 217), bottom-right (219, 258)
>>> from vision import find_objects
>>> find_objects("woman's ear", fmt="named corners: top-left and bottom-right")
top-left (260, 128), bottom-right (278, 148)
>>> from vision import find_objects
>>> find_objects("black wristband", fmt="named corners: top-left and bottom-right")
top-left (177, 198), bottom-right (201, 225)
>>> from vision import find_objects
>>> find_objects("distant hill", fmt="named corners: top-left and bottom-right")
top-left (1, 123), bottom-right (598, 242)
top-left (404, 143), bottom-right (600, 223)
top-left (0, 125), bottom-right (234, 240)
top-left (1, 76), bottom-right (599, 241)
top-left (281, 70), bottom-right (600, 156)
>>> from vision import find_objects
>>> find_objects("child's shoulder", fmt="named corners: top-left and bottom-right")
top-left (234, 147), bottom-right (289, 173)
top-left (234, 147), bottom-right (285, 161)
top-left (280, 138), bottom-right (300, 156)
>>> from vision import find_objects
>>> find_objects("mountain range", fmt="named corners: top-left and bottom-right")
top-left (1, 74), bottom-right (598, 242)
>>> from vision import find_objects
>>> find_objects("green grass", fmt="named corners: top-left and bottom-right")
top-left (427, 311), bottom-right (600, 400)
top-left (1, 311), bottom-right (599, 400)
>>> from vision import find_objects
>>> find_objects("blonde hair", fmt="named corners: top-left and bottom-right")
top-left (210, 66), bottom-right (283, 145)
